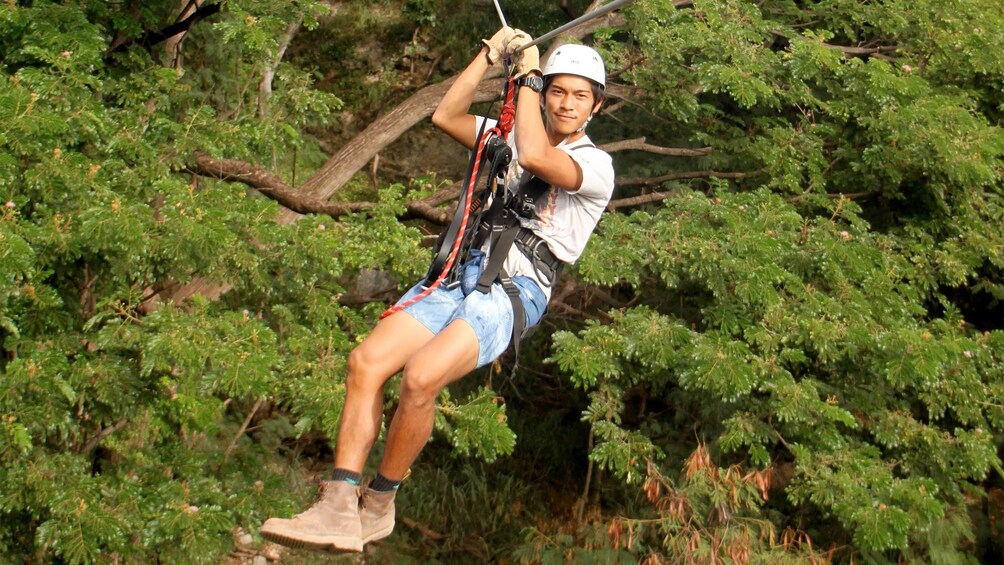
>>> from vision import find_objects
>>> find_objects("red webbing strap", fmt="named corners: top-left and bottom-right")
top-left (379, 79), bottom-right (516, 319)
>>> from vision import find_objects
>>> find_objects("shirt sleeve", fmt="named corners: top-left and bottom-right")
top-left (474, 116), bottom-right (498, 137)
top-left (562, 145), bottom-right (615, 202)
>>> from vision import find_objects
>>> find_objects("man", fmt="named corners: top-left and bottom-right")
top-left (260, 27), bottom-right (614, 553)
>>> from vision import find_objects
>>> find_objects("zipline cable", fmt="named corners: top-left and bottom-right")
top-left (513, 0), bottom-right (634, 54)
top-left (492, 0), bottom-right (508, 27)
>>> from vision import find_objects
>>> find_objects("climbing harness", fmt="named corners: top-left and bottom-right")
top-left (380, 73), bottom-right (518, 320)
top-left (467, 139), bottom-right (596, 353)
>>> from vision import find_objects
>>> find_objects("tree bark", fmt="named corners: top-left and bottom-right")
top-left (164, 0), bottom-right (201, 72)
top-left (259, 19), bottom-right (302, 117)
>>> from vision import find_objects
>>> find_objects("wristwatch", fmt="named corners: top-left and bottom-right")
top-left (516, 74), bottom-right (544, 93)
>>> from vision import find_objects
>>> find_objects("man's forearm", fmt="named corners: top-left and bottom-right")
top-left (431, 48), bottom-right (494, 148)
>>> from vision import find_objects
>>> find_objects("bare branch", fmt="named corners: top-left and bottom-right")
top-left (827, 44), bottom-right (896, 59)
top-left (189, 152), bottom-right (290, 190)
top-left (600, 137), bottom-right (713, 157)
top-left (188, 152), bottom-right (456, 224)
top-left (259, 19), bottom-right (302, 117)
top-left (607, 190), bottom-right (676, 211)
top-left (616, 170), bottom-right (748, 187)
top-left (790, 190), bottom-right (874, 204)
top-left (165, 0), bottom-right (202, 72)
top-left (771, 31), bottom-right (897, 62)
top-left (77, 419), bottom-right (128, 454)
top-left (421, 182), bottom-right (463, 207)
top-left (108, 2), bottom-right (221, 54)
top-left (401, 517), bottom-right (445, 540)
top-left (290, 76), bottom-right (505, 210)
top-left (222, 399), bottom-right (263, 465)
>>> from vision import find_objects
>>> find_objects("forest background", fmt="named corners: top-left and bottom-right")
top-left (1, 0), bottom-right (1003, 563)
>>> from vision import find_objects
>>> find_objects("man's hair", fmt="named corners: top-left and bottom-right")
top-left (542, 75), bottom-right (605, 109)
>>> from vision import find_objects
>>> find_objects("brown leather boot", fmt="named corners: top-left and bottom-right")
top-left (260, 480), bottom-right (363, 552)
top-left (359, 487), bottom-right (396, 544)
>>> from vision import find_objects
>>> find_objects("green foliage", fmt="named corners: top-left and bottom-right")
top-left (541, 0), bottom-right (1004, 559)
top-left (437, 386), bottom-right (518, 462)
top-left (566, 185), bottom-right (1004, 558)
top-left (0, 0), bottom-right (407, 561)
top-left (2, 0), bottom-right (1004, 562)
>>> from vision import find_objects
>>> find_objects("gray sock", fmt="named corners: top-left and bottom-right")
top-left (369, 473), bottom-right (401, 492)
top-left (330, 468), bottom-right (362, 485)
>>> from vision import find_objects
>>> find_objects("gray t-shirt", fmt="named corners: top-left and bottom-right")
top-left (475, 117), bottom-right (616, 299)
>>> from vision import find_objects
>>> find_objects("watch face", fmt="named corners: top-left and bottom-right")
top-left (521, 76), bottom-right (543, 92)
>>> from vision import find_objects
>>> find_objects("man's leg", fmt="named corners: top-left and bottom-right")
top-left (356, 319), bottom-right (480, 545)
top-left (260, 311), bottom-right (435, 553)
top-left (379, 318), bottom-right (480, 480)
top-left (360, 283), bottom-right (515, 545)
top-left (334, 311), bottom-right (436, 473)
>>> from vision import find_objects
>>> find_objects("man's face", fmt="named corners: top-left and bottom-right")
top-left (542, 74), bottom-right (599, 137)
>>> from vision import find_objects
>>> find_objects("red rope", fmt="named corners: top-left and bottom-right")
top-left (380, 80), bottom-right (517, 319)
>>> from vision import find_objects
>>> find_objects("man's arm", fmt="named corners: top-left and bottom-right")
top-left (509, 39), bottom-right (587, 191)
top-left (432, 27), bottom-right (514, 150)
top-left (513, 79), bottom-right (585, 191)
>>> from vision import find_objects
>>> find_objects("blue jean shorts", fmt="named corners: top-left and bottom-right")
top-left (397, 251), bottom-right (548, 368)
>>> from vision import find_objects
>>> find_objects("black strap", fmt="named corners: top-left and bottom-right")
top-left (475, 209), bottom-right (520, 293)
top-left (468, 142), bottom-right (599, 354)
top-left (423, 133), bottom-right (510, 288)
top-left (434, 139), bottom-right (597, 357)
top-left (498, 271), bottom-right (527, 360)
top-left (514, 229), bottom-right (563, 288)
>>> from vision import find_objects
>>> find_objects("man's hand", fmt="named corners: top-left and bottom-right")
top-left (482, 26), bottom-right (515, 66)
top-left (506, 29), bottom-right (540, 76)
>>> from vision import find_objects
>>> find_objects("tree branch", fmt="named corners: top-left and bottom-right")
top-left (189, 152), bottom-right (290, 191)
top-left (600, 136), bottom-right (713, 157)
top-left (771, 31), bottom-right (897, 62)
top-left (108, 2), bottom-right (222, 54)
top-left (77, 419), bottom-right (128, 454)
top-left (188, 152), bottom-right (455, 224)
top-left (222, 399), bottom-right (263, 465)
top-left (289, 76), bottom-right (504, 210)
top-left (616, 170), bottom-right (748, 187)
top-left (259, 19), bottom-right (302, 117)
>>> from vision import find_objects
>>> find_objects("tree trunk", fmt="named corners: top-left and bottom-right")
top-left (259, 19), bottom-right (302, 117)
top-left (164, 0), bottom-right (201, 73)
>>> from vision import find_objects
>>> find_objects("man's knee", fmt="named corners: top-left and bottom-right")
top-left (347, 345), bottom-right (388, 392)
top-left (399, 362), bottom-right (443, 407)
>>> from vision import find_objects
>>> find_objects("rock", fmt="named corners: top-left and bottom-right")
top-left (262, 544), bottom-right (282, 561)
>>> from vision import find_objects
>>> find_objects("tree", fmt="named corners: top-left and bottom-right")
top-left (0, 0), bottom-right (420, 561)
top-left (1, 0), bottom-right (1003, 562)
top-left (544, 0), bottom-right (1004, 561)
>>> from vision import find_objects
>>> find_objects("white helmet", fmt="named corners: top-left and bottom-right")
top-left (541, 44), bottom-right (605, 87)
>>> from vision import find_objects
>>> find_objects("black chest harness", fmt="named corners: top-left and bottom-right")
top-left (382, 78), bottom-right (591, 356)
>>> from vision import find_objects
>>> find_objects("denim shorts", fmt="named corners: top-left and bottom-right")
top-left (397, 251), bottom-right (548, 368)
